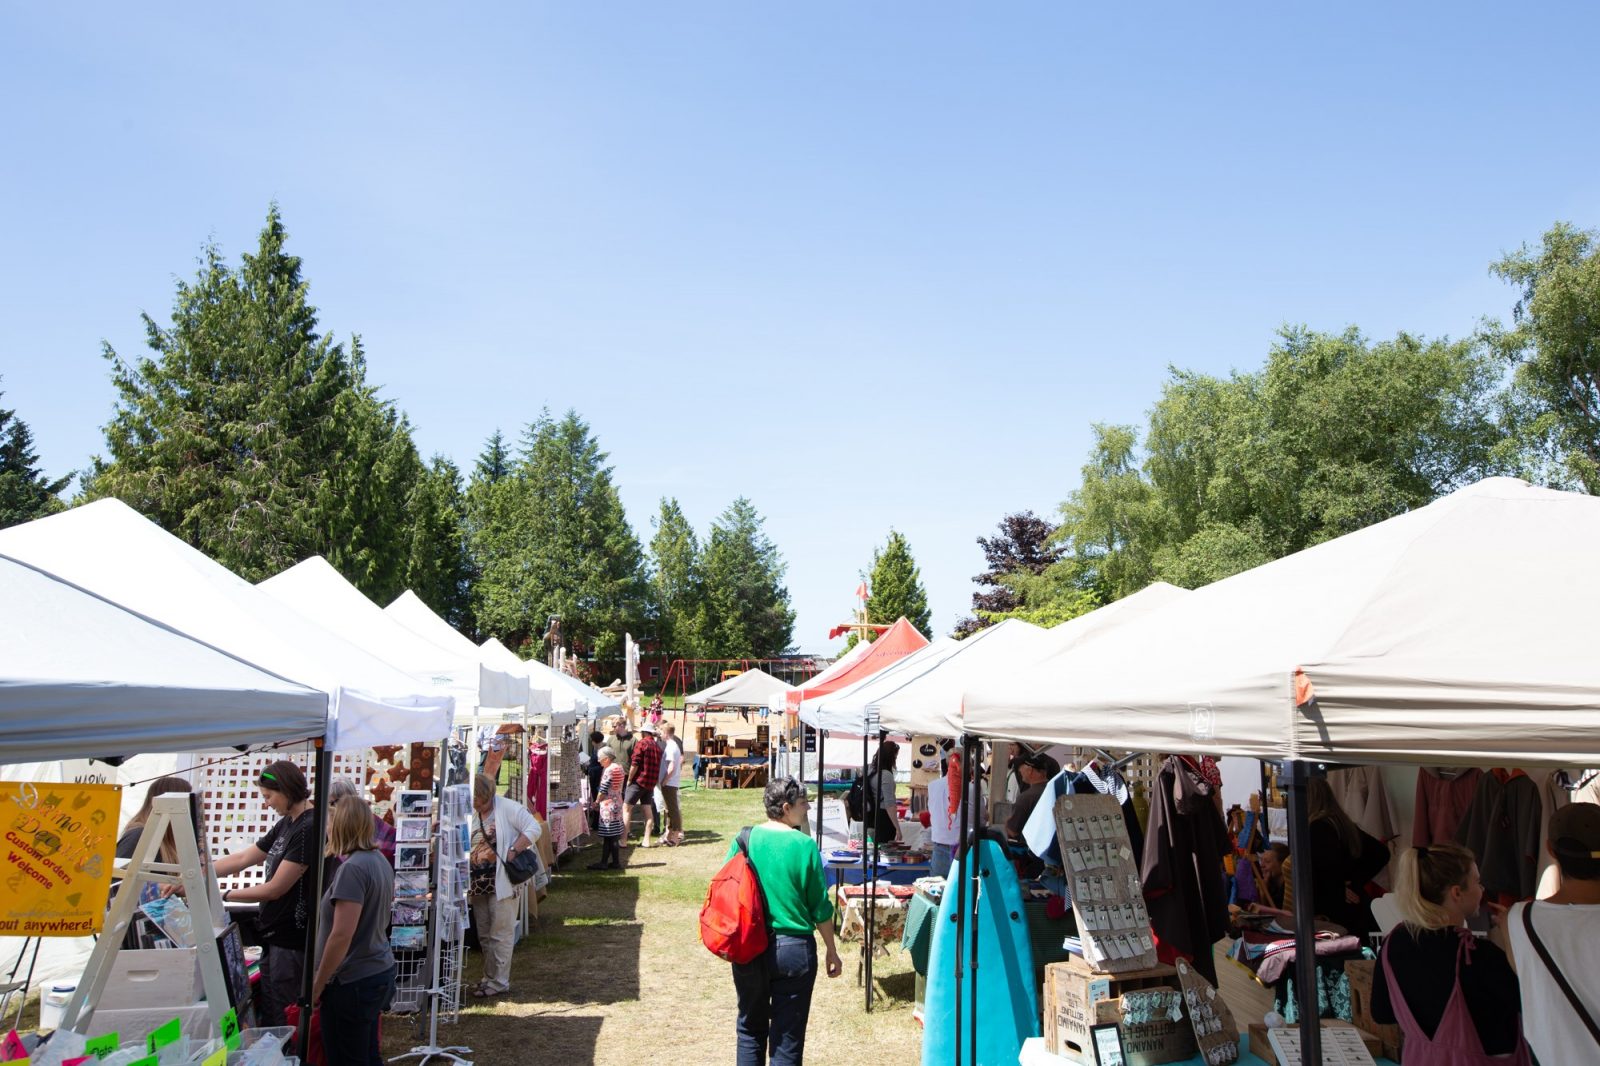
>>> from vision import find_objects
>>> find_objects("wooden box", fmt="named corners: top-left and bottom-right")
top-left (1345, 958), bottom-right (1404, 1060)
top-left (1248, 1021), bottom-right (1383, 1065)
top-left (1043, 956), bottom-right (1192, 1065)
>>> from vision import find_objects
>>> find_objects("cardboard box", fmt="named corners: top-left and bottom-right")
top-left (97, 947), bottom-right (204, 1009)
top-left (1346, 958), bottom-right (1404, 1060)
top-left (1043, 956), bottom-right (1192, 1065)
top-left (1248, 1021), bottom-right (1383, 1065)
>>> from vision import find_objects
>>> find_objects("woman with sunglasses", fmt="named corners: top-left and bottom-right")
top-left (214, 760), bottom-right (316, 1027)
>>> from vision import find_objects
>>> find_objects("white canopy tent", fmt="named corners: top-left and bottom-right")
top-left (685, 667), bottom-right (795, 710)
top-left (963, 478), bottom-right (1600, 767)
top-left (0, 554), bottom-right (326, 761)
top-left (0, 500), bottom-right (454, 752)
top-left (259, 557), bottom-right (526, 726)
top-left (478, 638), bottom-right (571, 727)
top-left (767, 637), bottom-right (877, 715)
top-left (864, 619), bottom-right (1049, 738)
top-left (800, 637), bottom-right (959, 735)
top-left (384, 590), bottom-right (529, 712)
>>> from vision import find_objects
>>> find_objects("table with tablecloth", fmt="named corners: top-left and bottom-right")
top-left (1019, 1033), bottom-right (1397, 1065)
top-left (548, 802), bottom-right (586, 857)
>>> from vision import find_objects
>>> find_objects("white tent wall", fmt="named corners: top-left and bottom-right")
top-left (800, 638), bottom-right (958, 734)
top-left (384, 590), bottom-right (532, 713)
top-left (868, 620), bottom-right (1048, 738)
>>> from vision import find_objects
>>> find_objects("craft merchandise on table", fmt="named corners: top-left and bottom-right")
top-left (1055, 793), bottom-right (1157, 972)
top-left (1266, 1024), bottom-right (1377, 1066)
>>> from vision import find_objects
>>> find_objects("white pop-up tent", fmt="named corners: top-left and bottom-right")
top-left (384, 590), bottom-right (530, 712)
top-left (963, 478), bottom-right (1600, 766)
top-left (685, 668), bottom-right (795, 711)
top-left (0, 500), bottom-right (454, 752)
top-left (0, 554), bottom-right (326, 761)
top-left (477, 638), bottom-right (570, 725)
top-left (260, 557), bottom-right (527, 725)
top-left (800, 637), bottom-right (960, 735)
top-left (863, 619), bottom-right (1049, 738)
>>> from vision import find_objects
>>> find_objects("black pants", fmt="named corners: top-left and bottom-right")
top-left (320, 964), bottom-right (395, 1066)
top-left (601, 836), bottom-right (621, 866)
top-left (732, 933), bottom-right (818, 1066)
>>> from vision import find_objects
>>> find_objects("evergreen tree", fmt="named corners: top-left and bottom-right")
top-left (475, 429), bottom-right (510, 484)
top-left (404, 455), bottom-right (474, 632)
top-left (953, 511), bottom-right (1062, 636)
top-left (648, 497), bottom-right (705, 658)
top-left (468, 409), bottom-right (646, 658)
top-left (86, 206), bottom-right (426, 601)
top-left (698, 497), bottom-right (795, 658)
top-left (0, 385), bottom-right (71, 528)
top-left (847, 530), bottom-right (931, 647)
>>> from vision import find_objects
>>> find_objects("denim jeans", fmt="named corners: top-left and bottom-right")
top-left (930, 842), bottom-right (953, 879)
top-left (732, 933), bottom-right (818, 1065)
top-left (320, 964), bottom-right (395, 1066)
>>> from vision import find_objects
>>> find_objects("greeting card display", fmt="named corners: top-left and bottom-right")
top-left (1053, 793), bottom-right (1158, 972)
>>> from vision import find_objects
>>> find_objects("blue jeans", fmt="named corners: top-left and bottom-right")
top-left (930, 842), bottom-right (953, 879)
top-left (732, 933), bottom-right (818, 1065)
top-left (320, 964), bottom-right (395, 1066)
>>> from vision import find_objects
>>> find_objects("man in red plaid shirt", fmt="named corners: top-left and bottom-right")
top-left (624, 722), bottom-right (663, 848)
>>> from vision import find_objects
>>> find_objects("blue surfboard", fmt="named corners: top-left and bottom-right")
top-left (921, 839), bottom-right (1039, 1066)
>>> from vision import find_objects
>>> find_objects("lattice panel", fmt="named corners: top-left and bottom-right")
top-left (549, 736), bottom-right (581, 804)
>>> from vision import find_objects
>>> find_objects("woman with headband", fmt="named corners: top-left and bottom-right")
top-left (214, 760), bottom-right (317, 1027)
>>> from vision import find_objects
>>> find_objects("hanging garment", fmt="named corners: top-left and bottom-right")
top-left (1379, 929), bottom-right (1532, 1066)
top-left (1020, 764), bottom-right (1142, 874)
top-left (1415, 768), bottom-right (1483, 847)
top-left (1141, 755), bottom-right (1231, 984)
top-left (1330, 765), bottom-right (1399, 843)
top-left (1534, 770), bottom-right (1572, 898)
top-left (1453, 771), bottom-right (1507, 862)
top-left (1479, 773), bottom-right (1542, 899)
top-left (526, 744), bottom-right (549, 819)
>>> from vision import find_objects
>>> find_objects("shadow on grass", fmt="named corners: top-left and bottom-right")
top-left (874, 969), bottom-right (917, 1003)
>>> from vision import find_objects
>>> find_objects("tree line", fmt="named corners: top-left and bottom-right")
top-left (2, 206), bottom-right (796, 663)
top-left (955, 221), bottom-right (1600, 633)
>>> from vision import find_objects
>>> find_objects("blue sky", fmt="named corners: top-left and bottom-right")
top-left (4, 3), bottom-right (1598, 652)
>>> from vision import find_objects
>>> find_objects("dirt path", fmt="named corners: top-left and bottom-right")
top-left (382, 787), bottom-right (922, 1064)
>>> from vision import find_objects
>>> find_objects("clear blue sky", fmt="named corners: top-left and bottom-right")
top-left (4, 3), bottom-right (1597, 652)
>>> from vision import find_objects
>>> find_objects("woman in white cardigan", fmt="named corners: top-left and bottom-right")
top-left (469, 772), bottom-right (541, 997)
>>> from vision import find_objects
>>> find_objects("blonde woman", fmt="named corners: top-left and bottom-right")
top-left (1368, 843), bottom-right (1529, 1063)
top-left (312, 796), bottom-right (396, 1066)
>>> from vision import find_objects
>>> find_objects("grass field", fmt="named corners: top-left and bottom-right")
top-left (382, 786), bottom-right (923, 1064)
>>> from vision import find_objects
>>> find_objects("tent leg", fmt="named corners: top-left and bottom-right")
top-left (967, 739), bottom-right (983, 1066)
top-left (816, 730), bottom-right (826, 839)
top-left (1285, 759), bottom-right (1322, 1064)
top-left (952, 734), bottom-right (975, 1066)
top-left (862, 730), bottom-right (872, 1012)
top-left (298, 741), bottom-right (333, 1057)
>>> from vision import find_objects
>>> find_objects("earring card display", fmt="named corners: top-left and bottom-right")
top-left (1265, 1024), bottom-right (1377, 1066)
top-left (1175, 958), bottom-right (1239, 1064)
top-left (1054, 793), bottom-right (1158, 973)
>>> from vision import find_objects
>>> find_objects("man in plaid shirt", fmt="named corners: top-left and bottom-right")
top-left (624, 722), bottom-right (663, 848)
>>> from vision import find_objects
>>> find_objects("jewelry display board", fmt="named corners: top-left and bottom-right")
top-left (1266, 1024), bottom-right (1376, 1066)
top-left (1175, 958), bottom-right (1239, 1064)
top-left (1053, 793), bottom-right (1158, 973)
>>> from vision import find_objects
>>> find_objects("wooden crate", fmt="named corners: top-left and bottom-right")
top-left (1043, 957), bottom-right (1193, 1064)
top-left (1247, 1021), bottom-right (1382, 1065)
top-left (1345, 958), bottom-right (1403, 1061)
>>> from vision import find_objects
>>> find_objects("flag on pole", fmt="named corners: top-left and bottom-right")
top-left (855, 581), bottom-right (869, 602)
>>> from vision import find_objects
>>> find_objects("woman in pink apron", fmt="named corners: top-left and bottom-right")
top-left (1370, 843), bottom-right (1531, 1063)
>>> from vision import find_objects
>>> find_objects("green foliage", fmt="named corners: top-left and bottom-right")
top-left (1489, 222), bottom-right (1600, 493)
top-left (847, 530), bottom-right (931, 648)
top-left (697, 497), bottom-right (795, 658)
top-left (85, 206), bottom-right (427, 603)
top-left (0, 385), bottom-right (70, 529)
top-left (1045, 327), bottom-right (1506, 602)
top-left (466, 409), bottom-right (646, 658)
top-left (648, 497), bottom-right (706, 658)
top-left (404, 455), bottom-right (474, 631)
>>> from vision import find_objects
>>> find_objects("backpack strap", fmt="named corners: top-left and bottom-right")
top-left (1521, 902), bottom-right (1600, 1049)
top-left (734, 826), bottom-right (774, 935)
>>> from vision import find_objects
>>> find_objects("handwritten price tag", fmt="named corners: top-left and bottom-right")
top-left (219, 1008), bottom-right (241, 1051)
top-left (82, 1033), bottom-right (118, 1060)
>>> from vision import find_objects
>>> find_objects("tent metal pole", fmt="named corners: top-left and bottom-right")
top-left (297, 740), bottom-right (333, 1056)
top-left (967, 738), bottom-right (984, 1066)
top-left (1285, 759), bottom-right (1322, 1064)
top-left (862, 729), bottom-right (872, 1012)
top-left (952, 734), bottom-right (974, 1066)
top-left (816, 729), bottom-right (826, 839)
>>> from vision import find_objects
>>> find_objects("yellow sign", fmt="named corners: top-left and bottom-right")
top-left (1, 780), bottom-right (121, 936)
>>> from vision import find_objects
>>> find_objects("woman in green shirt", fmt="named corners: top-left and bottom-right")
top-left (728, 777), bottom-right (843, 1065)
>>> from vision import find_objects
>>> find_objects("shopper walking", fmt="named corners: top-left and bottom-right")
top-left (626, 723), bottom-right (662, 848)
top-left (728, 777), bottom-right (843, 1066)
top-left (312, 796), bottom-right (396, 1066)
top-left (1507, 802), bottom-right (1600, 1065)
top-left (468, 773), bottom-right (540, 998)
top-left (1369, 843), bottom-right (1529, 1062)
top-left (214, 760), bottom-right (316, 1028)
top-left (659, 722), bottom-right (685, 846)
top-left (590, 748), bottom-right (626, 870)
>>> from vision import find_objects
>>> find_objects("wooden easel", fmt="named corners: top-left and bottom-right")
top-left (62, 794), bottom-right (235, 1035)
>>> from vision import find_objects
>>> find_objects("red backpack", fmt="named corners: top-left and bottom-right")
top-left (700, 827), bottom-right (770, 964)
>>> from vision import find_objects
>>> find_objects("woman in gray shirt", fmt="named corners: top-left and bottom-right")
top-left (313, 796), bottom-right (396, 1066)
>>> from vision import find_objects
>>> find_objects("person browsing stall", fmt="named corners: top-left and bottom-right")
top-left (626, 722), bottom-right (662, 849)
top-left (328, 779), bottom-right (394, 866)
top-left (727, 778), bottom-right (844, 1066)
top-left (1305, 775), bottom-right (1390, 937)
top-left (312, 796), bottom-right (397, 1066)
top-left (659, 722), bottom-right (685, 847)
top-left (212, 760), bottom-right (317, 1028)
top-left (1506, 802), bottom-right (1600, 1066)
top-left (1369, 843), bottom-right (1530, 1062)
top-left (1005, 752), bottom-right (1060, 842)
top-left (468, 773), bottom-right (540, 998)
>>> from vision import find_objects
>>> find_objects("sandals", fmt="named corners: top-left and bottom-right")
top-left (471, 982), bottom-right (506, 998)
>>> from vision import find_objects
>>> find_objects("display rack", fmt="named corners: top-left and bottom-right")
top-left (392, 778), bottom-right (472, 1066)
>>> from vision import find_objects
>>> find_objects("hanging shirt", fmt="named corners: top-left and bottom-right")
top-left (1480, 773), bottom-right (1542, 899)
top-left (1141, 756), bottom-right (1231, 984)
top-left (1414, 767), bottom-right (1483, 846)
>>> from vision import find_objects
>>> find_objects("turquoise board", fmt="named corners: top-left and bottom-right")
top-left (921, 839), bottom-right (1038, 1066)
